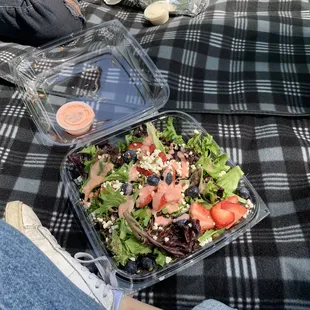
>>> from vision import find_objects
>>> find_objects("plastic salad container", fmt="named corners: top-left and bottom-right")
top-left (11, 20), bottom-right (169, 148)
top-left (12, 20), bottom-right (269, 293)
top-left (61, 110), bottom-right (270, 293)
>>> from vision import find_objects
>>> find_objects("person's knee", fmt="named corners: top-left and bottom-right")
top-left (32, 0), bottom-right (85, 45)
top-left (0, 0), bottom-right (85, 46)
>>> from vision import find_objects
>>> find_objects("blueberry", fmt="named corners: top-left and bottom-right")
top-left (140, 257), bottom-right (155, 271)
top-left (121, 183), bottom-right (133, 195)
top-left (147, 175), bottom-right (160, 186)
top-left (123, 150), bottom-right (137, 164)
top-left (165, 172), bottom-right (173, 185)
top-left (185, 185), bottom-right (199, 198)
top-left (124, 260), bottom-right (138, 274)
top-left (175, 219), bottom-right (188, 226)
top-left (94, 222), bottom-right (101, 231)
top-left (237, 187), bottom-right (251, 200)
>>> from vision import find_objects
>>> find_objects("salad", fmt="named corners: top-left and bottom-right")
top-left (69, 117), bottom-right (255, 275)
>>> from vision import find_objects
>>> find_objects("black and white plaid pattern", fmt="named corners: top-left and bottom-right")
top-left (1, 1), bottom-right (310, 309)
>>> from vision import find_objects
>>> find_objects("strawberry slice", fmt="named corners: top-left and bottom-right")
top-left (128, 142), bottom-right (143, 151)
top-left (149, 144), bottom-right (156, 154)
top-left (225, 195), bottom-right (239, 204)
top-left (221, 201), bottom-right (247, 229)
top-left (210, 207), bottom-right (235, 229)
top-left (136, 185), bottom-right (155, 208)
top-left (136, 194), bottom-right (152, 208)
top-left (152, 192), bottom-right (168, 211)
top-left (190, 202), bottom-right (215, 232)
top-left (136, 166), bottom-right (153, 176)
top-left (158, 152), bottom-right (167, 163)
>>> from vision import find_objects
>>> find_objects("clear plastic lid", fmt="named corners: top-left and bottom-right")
top-left (11, 20), bottom-right (170, 148)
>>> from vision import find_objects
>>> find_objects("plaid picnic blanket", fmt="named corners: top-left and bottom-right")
top-left (0, 1), bottom-right (310, 309)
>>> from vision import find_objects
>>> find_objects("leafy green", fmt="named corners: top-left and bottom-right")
top-left (146, 122), bottom-right (165, 152)
top-left (124, 236), bottom-right (152, 255)
top-left (110, 231), bottom-right (130, 266)
top-left (103, 163), bottom-right (132, 183)
top-left (154, 248), bottom-right (166, 267)
top-left (79, 145), bottom-right (98, 157)
top-left (132, 184), bottom-right (140, 202)
top-left (201, 134), bottom-right (220, 156)
top-left (186, 131), bottom-right (202, 153)
top-left (162, 204), bottom-right (184, 217)
top-left (92, 185), bottom-right (126, 215)
top-left (162, 117), bottom-right (184, 145)
top-left (97, 161), bottom-right (104, 176)
top-left (117, 140), bottom-right (127, 152)
top-left (198, 228), bottom-right (225, 245)
top-left (133, 207), bottom-right (152, 227)
top-left (125, 132), bottom-right (144, 145)
top-left (118, 218), bottom-right (132, 240)
top-left (83, 158), bottom-right (97, 174)
top-left (203, 179), bottom-right (221, 204)
top-left (197, 153), bottom-right (230, 179)
top-left (216, 166), bottom-right (244, 194)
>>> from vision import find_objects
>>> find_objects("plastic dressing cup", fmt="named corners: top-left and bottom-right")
top-left (144, 1), bottom-right (169, 25)
top-left (103, 0), bottom-right (122, 5)
top-left (56, 101), bottom-right (95, 136)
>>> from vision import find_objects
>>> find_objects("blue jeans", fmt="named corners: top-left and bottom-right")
top-left (0, 219), bottom-right (234, 310)
top-left (0, 0), bottom-right (85, 46)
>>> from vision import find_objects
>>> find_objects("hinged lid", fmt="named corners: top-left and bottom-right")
top-left (12, 20), bottom-right (170, 148)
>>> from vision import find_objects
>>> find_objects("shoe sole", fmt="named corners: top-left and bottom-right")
top-left (5, 201), bottom-right (24, 234)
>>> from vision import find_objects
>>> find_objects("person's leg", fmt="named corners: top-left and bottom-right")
top-left (0, 0), bottom-right (85, 46)
top-left (3, 201), bottom-right (162, 310)
top-left (0, 219), bottom-right (104, 310)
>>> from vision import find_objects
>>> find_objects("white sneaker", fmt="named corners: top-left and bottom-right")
top-left (5, 201), bottom-right (121, 310)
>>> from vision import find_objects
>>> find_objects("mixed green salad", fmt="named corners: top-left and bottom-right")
top-left (69, 118), bottom-right (255, 275)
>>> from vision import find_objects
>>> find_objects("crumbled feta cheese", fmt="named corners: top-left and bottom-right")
top-left (111, 225), bottom-right (119, 231)
top-left (193, 129), bottom-right (200, 135)
top-left (164, 237), bottom-right (169, 243)
top-left (98, 155), bottom-right (102, 159)
top-left (153, 235), bottom-right (158, 240)
top-left (138, 184), bottom-right (143, 189)
top-left (158, 226), bottom-right (163, 231)
top-left (188, 223), bottom-right (192, 227)
top-left (105, 238), bottom-right (109, 242)
top-left (111, 216), bottom-right (116, 221)
top-left (165, 256), bottom-right (172, 264)
top-left (190, 164), bottom-right (196, 170)
top-left (103, 220), bottom-right (113, 229)
top-left (246, 199), bottom-right (254, 209)
top-left (153, 223), bottom-right (159, 230)
top-left (76, 176), bottom-right (83, 183)
top-left (129, 257), bottom-right (136, 261)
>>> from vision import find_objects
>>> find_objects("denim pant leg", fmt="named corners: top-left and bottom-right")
top-left (0, 219), bottom-right (104, 310)
top-left (0, 0), bottom-right (85, 46)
